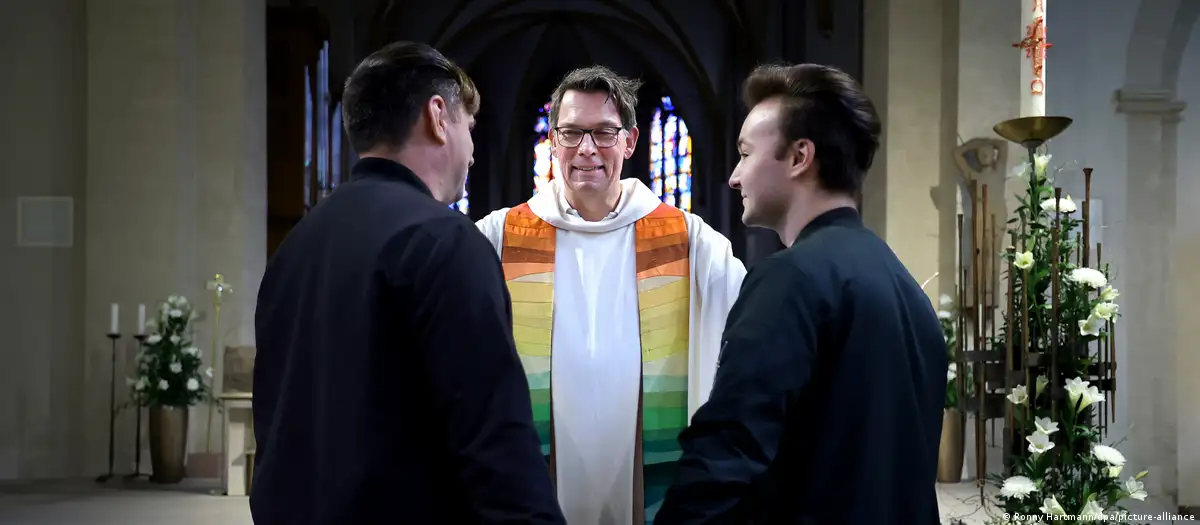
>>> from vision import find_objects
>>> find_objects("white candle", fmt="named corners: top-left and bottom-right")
top-left (137, 304), bottom-right (146, 335)
top-left (109, 303), bottom-right (119, 334)
top-left (1019, 0), bottom-right (1048, 117)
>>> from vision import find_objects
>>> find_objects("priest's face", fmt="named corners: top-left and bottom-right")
top-left (551, 90), bottom-right (638, 196)
top-left (730, 99), bottom-right (802, 228)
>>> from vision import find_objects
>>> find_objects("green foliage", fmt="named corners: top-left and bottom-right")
top-left (127, 295), bottom-right (214, 408)
top-left (986, 151), bottom-right (1143, 523)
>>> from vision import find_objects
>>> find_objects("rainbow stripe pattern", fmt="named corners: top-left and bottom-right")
top-left (500, 202), bottom-right (691, 524)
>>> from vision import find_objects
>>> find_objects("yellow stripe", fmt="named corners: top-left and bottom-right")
top-left (516, 340), bottom-right (552, 357)
top-left (637, 279), bottom-right (689, 309)
top-left (508, 281), bottom-right (553, 303)
top-left (512, 301), bottom-right (553, 318)
top-left (642, 340), bottom-right (688, 362)
top-left (514, 324), bottom-right (552, 345)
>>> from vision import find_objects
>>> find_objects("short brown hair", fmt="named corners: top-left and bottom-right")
top-left (549, 66), bottom-right (642, 130)
top-left (742, 63), bottom-right (881, 195)
top-left (342, 41), bottom-right (480, 152)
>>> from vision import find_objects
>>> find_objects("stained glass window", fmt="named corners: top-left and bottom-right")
top-left (649, 96), bottom-right (692, 212)
top-left (532, 101), bottom-right (559, 196)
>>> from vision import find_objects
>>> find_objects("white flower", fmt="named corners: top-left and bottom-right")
top-left (1079, 499), bottom-right (1106, 520)
top-left (1066, 377), bottom-right (1105, 412)
top-left (1079, 314), bottom-right (1104, 336)
top-left (1124, 477), bottom-right (1147, 501)
top-left (184, 346), bottom-right (199, 356)
top-left (186, 378), bottom-right (199, 391)
top-left (1012, 154), bottom-right (1052, 181)
top-left (146, 319), bottom-right (158, 330)
top-left (1109, 465), bottom-right (1123, 478)
top-left (1027, 431), bottom-right (1054, 455)
top-left (158, 379), bottom-right (169, 390)
top-left (1034, 417), bottom-right (1059, 435)
top-left (1068, 267), bottom-right (1108, 289)
top-left (1035, 375), bottom-right (1049, 398)
top-left (947, 363), bottom-right (957, 382)
top-left (169, 334), bottom-right (181, 345)
top-left (1092, 302), bottom-right (1119, 320)
top-left (136, 377), bottom-right (147, 391)
top-left (1014, 251), bottom-right (1034, 270)
top-left (205, 367), bottom-right (214, 378)
top-left (169, 309), bottom-right (183, 318)
top-left (1007, 384), bottom-right (1029, 405)
top-left (1093, 444), bottom-right (1126, 466)
top-left (147, 334), bottom-right (162, 344)
top-left (1040, 495), bottom-right (1067, 516)
top-left (937, 310), bottom-right (952, 320)
top-left (169, 361), bottom-right (182, 374)
top-left (1100, 286), bottom-right (1120, 302)
top-left (939, 294), bottom-right (953, 306)
top-left (999, 475), bottom-right (1038, 498)
top-left (168, 295), bottom-right (180, 304)
top-left (1040, 195), bottom-right (1077, 214)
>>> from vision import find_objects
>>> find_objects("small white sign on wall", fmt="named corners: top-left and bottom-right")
top-left (16, 196), bottom-right (74, 248)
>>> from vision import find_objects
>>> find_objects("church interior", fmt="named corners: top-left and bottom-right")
top-left (1, 0), bottom-right (1199, 523)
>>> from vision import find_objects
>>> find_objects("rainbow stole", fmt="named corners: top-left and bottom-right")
top-left (500, 201), bottom-right (690, 524)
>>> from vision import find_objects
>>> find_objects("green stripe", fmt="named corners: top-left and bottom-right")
top-left (526, 371), bottom-right (550, 390)
top-left (642, 374), bottom-right (687, 392)
top-left (642, 461), bottom-right (680, 524)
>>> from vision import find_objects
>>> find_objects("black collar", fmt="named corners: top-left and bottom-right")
top-left (350, 157), bottom-right (432, 197)
top-left (793, 206), bottom-right (862, 244)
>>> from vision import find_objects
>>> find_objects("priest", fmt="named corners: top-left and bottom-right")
top-left (476, 65), bottom-right (746, 525)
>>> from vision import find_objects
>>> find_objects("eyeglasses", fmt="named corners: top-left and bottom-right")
top-left (554, 127), bottom-right (622, 148)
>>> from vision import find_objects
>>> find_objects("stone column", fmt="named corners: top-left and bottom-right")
top-left (84, 0), bottom-right (266, 474)
top-left (861, 0), bottom-right (958, 302)
top-left (1114, 88), bottom-right (1184, 503)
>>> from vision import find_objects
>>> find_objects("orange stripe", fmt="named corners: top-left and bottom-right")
top-left (636, 254), bottom-right (689, 280)
top-left (635, 231), bottom-right (689, 251)
top-left (504, 262), bottom-right (554, 281)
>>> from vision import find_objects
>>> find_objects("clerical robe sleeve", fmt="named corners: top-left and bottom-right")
top-left (654, 256), bottom-right (816, 524)
top-left (386, 217), bottom-right (565, 525)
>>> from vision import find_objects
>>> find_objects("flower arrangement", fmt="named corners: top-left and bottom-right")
top-left (128, 295), bottom-right (213, 407)
top-left (986, 150), bottom-right (1146, 523)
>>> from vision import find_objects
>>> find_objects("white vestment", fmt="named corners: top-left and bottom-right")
top-left (476, 178), bottom-right (746, 525)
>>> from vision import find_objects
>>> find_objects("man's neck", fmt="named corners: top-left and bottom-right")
top-left (776, 193), bottom-right (858, 248)
top-left (564, 184), bottom-right (622, 222)
top-left (361, 148), bottom-right (445, 203)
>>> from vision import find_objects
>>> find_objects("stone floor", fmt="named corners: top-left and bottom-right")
top-left (0, 478), bottom-right (1193, 524)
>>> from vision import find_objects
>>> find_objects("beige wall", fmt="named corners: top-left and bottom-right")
top-left (0, 0), bottom-right (88, 480)
top-left (0, 0), bottom-right (266, 480)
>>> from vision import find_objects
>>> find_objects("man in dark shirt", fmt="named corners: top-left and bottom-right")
top-left (251, 42), bottom-right (564, 525)
top-left (654, 63), bottom-right (947, 524)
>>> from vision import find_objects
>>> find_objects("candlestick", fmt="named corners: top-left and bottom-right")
top-left (125, 333), bottom-right (151, 481)
top-left (204, 274), bottom-right (233, 454)
top-left (96, 332), bottom-right (121, 484)
top-left (137, 304), bottom-right (146, 335)
top-left (109, 303), bottom-right (120, 335)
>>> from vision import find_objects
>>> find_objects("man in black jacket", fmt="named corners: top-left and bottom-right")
top-left (251, 41), bottom-right (565, 525)
top-left (654, 63), bottom-right (946, 524)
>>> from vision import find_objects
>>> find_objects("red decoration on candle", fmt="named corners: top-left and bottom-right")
top-left (1014, 16), bottom-right (1051, 95)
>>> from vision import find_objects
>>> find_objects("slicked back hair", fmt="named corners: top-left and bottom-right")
top-left (549, 65), bottom-right (642, 131)
top-left (742, 63), bottom-right (881, 196)
top-left (341, 41), bottom-right (480, 153)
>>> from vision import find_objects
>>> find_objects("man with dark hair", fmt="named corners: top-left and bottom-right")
top-left (251, 41), bottom-right (564, 525)
top-left (475, 65), bottom-right (746, 524)
top-left (655, 63), bottom-right (946, 524)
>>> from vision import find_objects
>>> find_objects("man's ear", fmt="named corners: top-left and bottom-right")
top-left (424, 95), bottom-right (450, 146)
top-left (789, 138), bottom-right (816, 179)
top-left (623, 126), bottom-right (640, 159)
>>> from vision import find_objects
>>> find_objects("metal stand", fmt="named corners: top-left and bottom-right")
top-left (125, 333), bottom-right (150, 481)
top-left (96, 333), bottom-right (120, 483)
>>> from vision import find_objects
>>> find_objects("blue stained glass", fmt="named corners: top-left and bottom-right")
top-left (532, 101), bottom-right (557, 196)
top-left (648, 97), bottom-right (692, 212)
